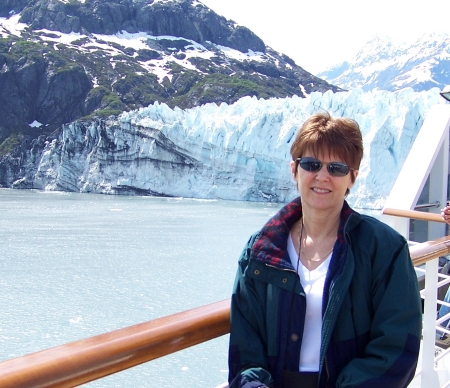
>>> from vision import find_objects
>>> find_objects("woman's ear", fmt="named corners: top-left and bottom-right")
top-left (290, 160), bottom-right (297, 180)
top-left (348, 170), bottom-right (359, 189)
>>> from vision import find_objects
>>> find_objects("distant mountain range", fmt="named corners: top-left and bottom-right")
top-left (0, 0), bottom-right (339, 143)
top-left (318, 33), bottom-right (450, 92)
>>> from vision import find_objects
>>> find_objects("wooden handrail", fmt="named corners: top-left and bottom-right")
top-left (409, 235), bottom-right (450, 266)
top-left (0, 299), bottom-right (230, 388)
top-left (382, 207), bottom-right (445, 223)
top-left (1, 235), bottom-right (450, 387)
top-left (382, 207), bottom-right (450, 265)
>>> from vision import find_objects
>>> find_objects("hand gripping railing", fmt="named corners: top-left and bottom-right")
top-left (0, 212), bottom-right (449, 387)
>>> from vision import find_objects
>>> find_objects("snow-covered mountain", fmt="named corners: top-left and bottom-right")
top-left (0, 0), bottom-right (339, 139)
top-left (318, 34), bottom-right (450, 92)
top-left (2, 88), bottom-right (445, 210)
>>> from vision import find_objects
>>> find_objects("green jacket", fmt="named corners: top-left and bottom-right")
top-left (228, 198), bottom-right (422, 388)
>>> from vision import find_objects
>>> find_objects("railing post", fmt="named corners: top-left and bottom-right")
top-left (421, 258), bottom-right (440, 388)
top-left (428, 128), bottom-right (449, 240)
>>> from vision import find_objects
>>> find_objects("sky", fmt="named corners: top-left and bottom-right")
top-left (200, 0), bottom-right (450, 75)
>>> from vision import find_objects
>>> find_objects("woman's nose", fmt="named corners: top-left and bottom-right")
top-left (315, 165), bottom-right (330, 180)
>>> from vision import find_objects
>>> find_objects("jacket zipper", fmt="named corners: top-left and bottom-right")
top-left (324, 356), bottom-right (330, 387)
top-left (265, 263), bottom-right (298, 274)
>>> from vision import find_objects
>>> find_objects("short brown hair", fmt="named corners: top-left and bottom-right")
top-left (290, 112), bottom-right (364, 183)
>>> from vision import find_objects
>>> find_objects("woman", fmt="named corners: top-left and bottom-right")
top-left (228, 112), bottom-right (422, 388)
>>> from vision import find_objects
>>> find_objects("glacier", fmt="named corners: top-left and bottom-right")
top-left (12, 87), bottom-right (445, 210)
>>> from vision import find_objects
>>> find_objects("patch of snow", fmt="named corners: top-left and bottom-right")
top-left (0, 14), bottom-right (27, 38)
top-left (216, 45), bottom-right (266, 62)
top-left (37, 29), bottom-right (85, 45)
top-left (29, 120), bottom-right (43, 128)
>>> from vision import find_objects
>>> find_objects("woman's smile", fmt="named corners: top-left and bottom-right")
top-left (311, 186), bottom-right (331, 194)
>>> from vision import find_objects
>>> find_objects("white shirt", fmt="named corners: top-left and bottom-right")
top-left (287, 233), bottom-right (331, 372)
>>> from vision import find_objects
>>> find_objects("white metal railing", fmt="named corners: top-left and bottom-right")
top-left (382, 103), bottom-right (450, 387)
top-left (411, 259), bottom-right (450, 387)
top-left (381, 211), bottom-right (450, 387)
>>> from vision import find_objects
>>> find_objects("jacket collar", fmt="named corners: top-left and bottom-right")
top-left (251, 197), bottom-right (360, 270)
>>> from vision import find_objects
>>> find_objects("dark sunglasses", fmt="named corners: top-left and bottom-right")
top-left (296, 157), bottom-right (353, 177)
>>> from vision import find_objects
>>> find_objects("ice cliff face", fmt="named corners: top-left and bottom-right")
top-left (9, 87), bottom-right (445, 209)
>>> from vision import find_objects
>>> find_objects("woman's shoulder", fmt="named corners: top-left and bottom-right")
top-left (238, 231), bottom-right (261, 263)
top-left (347, 212), bottom-right (407, 247)
top-left (245, 231), bottom-right (262, 250)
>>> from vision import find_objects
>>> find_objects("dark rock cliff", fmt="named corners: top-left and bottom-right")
top-left (0, 39), bottom-right (91, 135)
top-left (0, 0), bottom-right (342, 179)
top-left (13, 0), bottom-right (266, 54)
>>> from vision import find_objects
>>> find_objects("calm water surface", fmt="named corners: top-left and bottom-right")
top-left (0, 188), bottom-right (283, 387)
top-left (0, 189), bottom-right (382, 387)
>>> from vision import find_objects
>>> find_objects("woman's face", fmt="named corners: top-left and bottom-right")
top-left (290, 149), bottom-right (358, 213)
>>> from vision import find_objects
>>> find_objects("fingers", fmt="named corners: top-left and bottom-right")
top-left (441, 205), bottom-right (450, 224)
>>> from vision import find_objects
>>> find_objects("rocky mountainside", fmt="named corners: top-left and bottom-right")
top-left (318, 34), bottom-right (450, 92)
top-left (0, 0), bottom-right (340, 148)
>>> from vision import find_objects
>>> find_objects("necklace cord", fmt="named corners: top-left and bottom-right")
top-left (300, 219), bottom-right (336, 263)
top-left (296, 219), bottom-right (303, 273)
